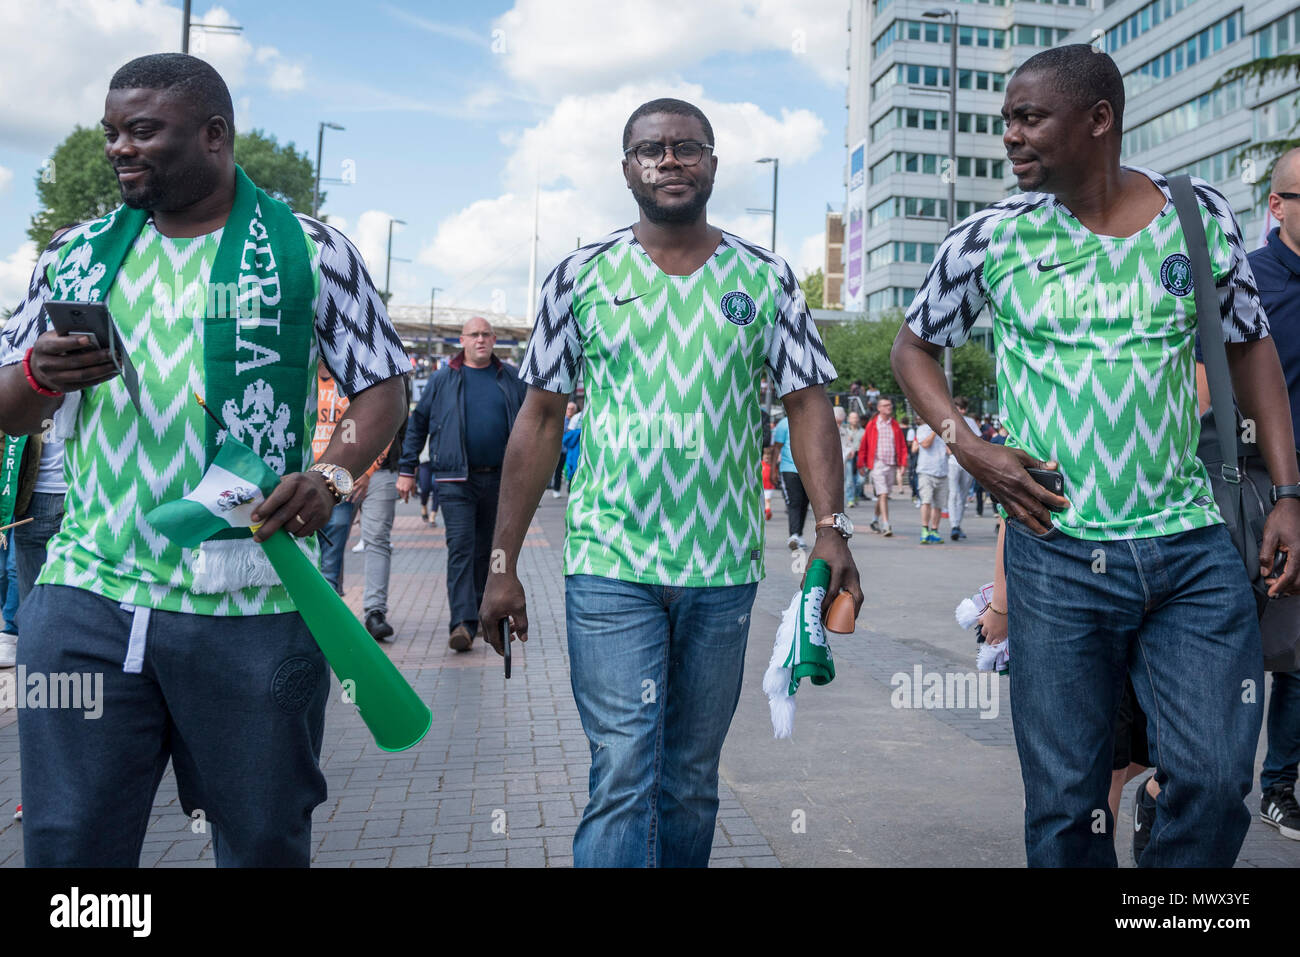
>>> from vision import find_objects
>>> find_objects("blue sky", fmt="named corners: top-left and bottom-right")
top-left (0, 0), bottom-right (851, 318)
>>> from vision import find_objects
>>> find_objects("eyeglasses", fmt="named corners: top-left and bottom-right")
top-left (623, 141), bottom-right (714, 167)
top-left (1277, 192), bottom-right (1300, 201)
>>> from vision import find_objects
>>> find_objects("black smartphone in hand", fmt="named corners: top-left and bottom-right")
top-left (1026, 467), bottom-right (1065, 497)
top-left (499, 617), bottom-right (511, 679)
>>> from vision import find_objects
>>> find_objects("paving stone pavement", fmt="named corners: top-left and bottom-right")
top-left (1, 488), bottom-right (1297, 868)
top-left (0, 493), bottom-right (778, 869)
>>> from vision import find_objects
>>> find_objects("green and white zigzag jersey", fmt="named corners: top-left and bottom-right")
top-left (520, 227), bottom-right (836, 586)
top-left (0, 214), bottom-right (410, 615)
top-left (906, 167), bottom-right (1268, 541)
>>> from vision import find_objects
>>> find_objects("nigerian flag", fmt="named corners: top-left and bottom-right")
top-left (145, 432), bottom-right (432, 752)
top-left (148, 438), bottom-right (279, 548)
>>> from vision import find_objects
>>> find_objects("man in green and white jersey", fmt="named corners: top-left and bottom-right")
top-left (0, 55), bottom-right (409, 866)
top-left (893, 46), bottom-right (1300, 867)
top-left (481, 98), bottom-right (862, 867)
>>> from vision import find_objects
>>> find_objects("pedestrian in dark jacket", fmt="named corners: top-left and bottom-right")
top-left (398, 317), bottom-right (527, 651)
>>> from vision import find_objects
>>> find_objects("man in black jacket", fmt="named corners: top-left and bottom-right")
top-left (399, 317), bottom-right (527, 650)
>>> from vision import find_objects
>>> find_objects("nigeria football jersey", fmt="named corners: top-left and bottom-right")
top-left (906, 167), bottom-right (1268, 541)
top-left (0, 214), bottom-right (410, 615)
top-left (520, 227), bottom-right (836, 586)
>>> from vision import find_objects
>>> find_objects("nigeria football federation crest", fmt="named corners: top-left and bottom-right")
top-left (720, 290), bottom-right (756, 326)
top-left (1160, 253), bottom-right (1193, 297)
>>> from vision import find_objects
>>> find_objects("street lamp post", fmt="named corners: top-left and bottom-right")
top-left (754, 157), bottom-right (779, 253)
top-left (313, 122), bottom-right (344, 220)
top-left (427, 285), bottom-right (442, 367)
top-left (923, 6), bottom-right (958, 391)
top-left (385, 218), bottom-right (407, 301)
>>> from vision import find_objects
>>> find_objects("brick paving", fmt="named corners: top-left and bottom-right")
top-left (0, 489), bottom-right (1297, 867)
top-left (0, 493), bottom-right (778, 868)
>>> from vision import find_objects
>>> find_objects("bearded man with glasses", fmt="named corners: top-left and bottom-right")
top-left (480, 97), bottom-right (860, 867)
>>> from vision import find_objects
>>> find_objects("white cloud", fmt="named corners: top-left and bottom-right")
top-left (796, 231), bottom-right (825, 279)
top-left (350, 210), bottom-right (408, 293)
top-left (0, 166), bottom-right (13, 195)
top-left (0, 242), bottom-right (38, 316)
top-left (0, 1), bottom-right (306, 151)
top-left (268, 62), bottom-right (305, 92)
top-left (416, 82), bottom-right (825, 316)
top-left (493, 0), bottom-right (848, 96)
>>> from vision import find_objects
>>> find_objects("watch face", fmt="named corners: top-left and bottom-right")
top-left (836, 513), bottom-right (854, 536)
top-left (331, 468), bottom-right (354, 495)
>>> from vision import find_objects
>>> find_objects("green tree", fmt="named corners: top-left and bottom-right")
top-left (820, 312), bottom-right (997, 412)
top-left (27, 126), bottom-right (120, 252)
top-left (800, 267), bottom-right (824, 309)
top-left (233, 129), bottom-right (317, 212)
top-left (1215, 53), bottom-right (1300, 198)
top-left (27, 126), bottom-right (322, 252)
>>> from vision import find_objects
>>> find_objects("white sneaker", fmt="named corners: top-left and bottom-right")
top-left (0, 632), bottom-right (16, 668)
top-left (786, 535), bottom-right (799, 551)
top-left (795, 535), bottom-right (808, 550)
top-left (351, 540), bottom-right (365, 553)
top-left (551, 490), bottom-right (561, 499)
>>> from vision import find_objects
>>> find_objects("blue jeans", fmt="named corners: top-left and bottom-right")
top-left (1003, 520), bottom-right (1262, 867)
top-left (1, 533), bottom-right (17, 634)
top-left (441, 473), bottom-right (500, 634)
top-left (319, 501), bottom-right (355, 594)
top-left (1262, 669), bottom-right (1300, 792)
top-left (14, 491), bottom-right (65, 600)
top-left (17, 584), bottom-right (329, 866)
top-left (843, 460), bottom-right (861, 505)
top-left (564, 574), bottom-right (758, 867)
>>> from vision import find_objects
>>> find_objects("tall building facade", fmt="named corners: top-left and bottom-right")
top-left (1095, 0), bottom-right (1299, 246)
top-left (842, 0), bottom-right (1300, 317)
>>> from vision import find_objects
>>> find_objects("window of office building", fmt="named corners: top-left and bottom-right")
top-left (1015, 24), bottom-right (1072, 46)
top-left (1255, 93), bottom-right (1300, 142)
top-left (1124, 80), bottom-right (1241, 155)
top-left (870, 107), bottom-right (952, 143)
top-left (958, 112), bottom-right (1006, 134)
top-left (1105, 0), bottom-right (1201, 54)
top-left (1256, 9), bottom-right (1300, 58)
top-left (1127, 11), bottom-right (1243, 95)
top-left (957, 69), bottom-right (1005, 92)
top-left (865, 287), bottom-right (920, 314)
top-left (1171, 144), bottom-right (1249, 185)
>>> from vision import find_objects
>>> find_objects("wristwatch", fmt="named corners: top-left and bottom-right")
top-left (815, 512), bottom-right (854, 540)
top-left (1270, 483), bottom-right (1300, 505)
top-left (309, 463), bottom-right (355, 503)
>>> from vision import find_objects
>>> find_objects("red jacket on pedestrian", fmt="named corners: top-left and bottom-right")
top-left (857, 414), bottom-right (908, 471)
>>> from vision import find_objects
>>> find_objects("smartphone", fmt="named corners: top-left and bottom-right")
top-left (44, 301), bottom-right (114, 351)
top-left (1026, 467), bottom-right (1065, 497)
top-left (499, 617), bottom-right (512, 679)
top-left (42, 301), bottom-right (142, 414)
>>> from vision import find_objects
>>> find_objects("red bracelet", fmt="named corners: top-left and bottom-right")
top-left (23, 347), bottom-right (62, 397)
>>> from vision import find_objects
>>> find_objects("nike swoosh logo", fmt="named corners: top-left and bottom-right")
top-left (613, 293), bottom-right (646, 306)
top-left (1036, 259), bottom-right (1078, 272)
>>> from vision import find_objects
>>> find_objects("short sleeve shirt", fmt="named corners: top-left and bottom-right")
top-left (519, 227), bottom-right (836, 586)
top-left (773, 416), bottom-right (796, 474)
top-left (905, 167), bottom-right (1267, 540)
top-left (914, 424), bottom-right (948, 476)
top-left (1, 213), bottom-right (410, 615)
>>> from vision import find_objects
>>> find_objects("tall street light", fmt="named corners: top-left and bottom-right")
top-left (754, 157), bottom-right (780, 431)
top-left (923, 6), bottom-right (957, 391)
top-left (313, 122), bottom-right (345, 219)
top-left (427, 285), bottom-right (442, 367)
top-left (385, 218), bottom-right (407, 301)
top-left (754, 157), bottom-right (779, 253)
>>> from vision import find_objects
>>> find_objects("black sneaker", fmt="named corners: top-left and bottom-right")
top-left (870, 519), bottom-right (881, 533)
top-left (1132, 775), bottom-right (1157, 864)
top-left (365, 610), bottom-right (395, 642)
top-left (1260, 786), bottom-right (1300, 840)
